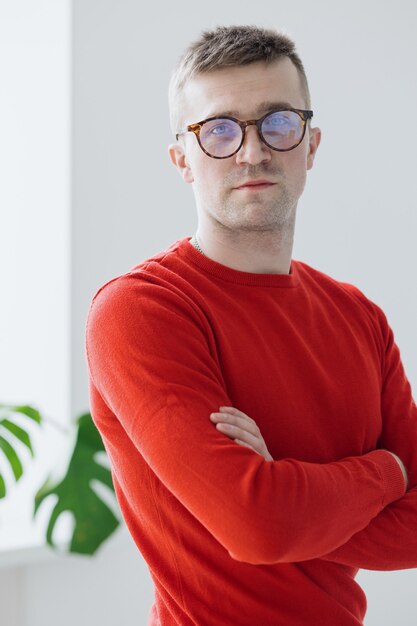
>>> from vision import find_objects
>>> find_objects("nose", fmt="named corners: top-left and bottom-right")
top-left (235, 124), bottom-right (271, 165)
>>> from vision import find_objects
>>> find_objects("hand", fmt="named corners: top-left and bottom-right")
top-left (210, 406), bottom-right (273, 461)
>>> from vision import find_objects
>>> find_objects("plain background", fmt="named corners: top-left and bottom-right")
top-left (1, 0), bottom-right (416, 625)
top-left (0, 0), bottom-right (71, 552)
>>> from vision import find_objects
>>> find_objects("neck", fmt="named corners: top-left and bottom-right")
top-left (195, 218), bottom-right (295, 275)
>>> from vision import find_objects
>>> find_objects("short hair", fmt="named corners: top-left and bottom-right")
top-left (168, 25), bottom-right (312, 136)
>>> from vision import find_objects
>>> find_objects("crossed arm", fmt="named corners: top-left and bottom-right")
top-left (209, 406), bottom-right (408, 487)
top-left (210, 404), bottom-right (417, 570)
top-left (87, 278), bottom-right (417, 570)
top-left (209, 308), bottom-right (417, 572)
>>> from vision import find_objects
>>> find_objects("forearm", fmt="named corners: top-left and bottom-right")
top-left (318, 416), bottom-right (417, 570)
top-left (223, 448), bottom-right (406, 564)
top-left (318, 487), bottom-right (417, 570)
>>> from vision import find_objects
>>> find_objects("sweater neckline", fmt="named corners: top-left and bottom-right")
top-left (177, 237), bottom-right (300, 288)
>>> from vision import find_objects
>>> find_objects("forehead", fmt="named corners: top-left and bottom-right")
top-left (181, 58), bottom-right (305, 122)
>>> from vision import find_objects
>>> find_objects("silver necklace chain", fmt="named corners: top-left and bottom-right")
top-left (191, 234), bottom-right (205, 256)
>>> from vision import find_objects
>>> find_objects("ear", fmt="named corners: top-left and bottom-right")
top-left (306, 126), bottom-right (321, 171)
top-left (168, 142), bottom-right (194, 184)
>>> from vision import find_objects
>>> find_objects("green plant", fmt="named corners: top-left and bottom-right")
top-left (0, 404), bottom-right (41, 498)
top-left (0, 404), bottom-right (120, 555)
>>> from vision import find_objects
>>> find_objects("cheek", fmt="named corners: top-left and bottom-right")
top-left (193, 173), bottom-right (220, 206)
top-left (283, 150), bottom-right (308, 182)
top-left (193, 161), bottom-right (227, 196)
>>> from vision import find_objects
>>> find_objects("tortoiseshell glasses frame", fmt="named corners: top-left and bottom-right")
top-left (175, 109), bottom-right (314, 159)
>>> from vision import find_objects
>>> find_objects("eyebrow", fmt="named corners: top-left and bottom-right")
top-left (204, 100), bottom-right (297, 119)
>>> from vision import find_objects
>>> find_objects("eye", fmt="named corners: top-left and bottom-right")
top-left (210, 124), bottom-right (229, 135)
top-left (201, 119), bottom-right (239, 141)
top-left (207, 121), bottom-right (237, 137)
top-left (267, 114), bottom-right (292, 127)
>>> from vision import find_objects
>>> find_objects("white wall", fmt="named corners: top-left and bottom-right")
top-left (0, 0), bottom-right (71, 552)
top-left (20, 526), bottom-right (154, 626)
top-left (3, 0), bottom-right (417, 625)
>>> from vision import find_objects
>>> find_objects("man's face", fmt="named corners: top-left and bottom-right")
top-left (169, 58), bottom-right (321, 233)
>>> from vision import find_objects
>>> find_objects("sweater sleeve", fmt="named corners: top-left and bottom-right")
top-left (317, 300), bottom-right (417, 570)
top-left (85, 275), bottom-right (406, 565)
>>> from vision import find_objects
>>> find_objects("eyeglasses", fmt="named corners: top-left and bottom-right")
top-left (176, 109), bottom-right (313, 159)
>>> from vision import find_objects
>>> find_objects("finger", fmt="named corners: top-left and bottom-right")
top-left (234, 439), bottom-right (258, 453)
top-left (215, 422), bottom-right (264, 451)
top-left (210, 412), bottom-right (258, 436)
top-left (211, 417), bottom-right (259, 441)
top-left (219, 406), bottom-right (254, 423)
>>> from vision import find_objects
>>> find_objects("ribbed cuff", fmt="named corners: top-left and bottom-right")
top-left (368, 449), bottom-right (407, 506)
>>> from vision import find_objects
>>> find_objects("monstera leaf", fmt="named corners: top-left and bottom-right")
top-left (0, 404), bottom-right (42, 498)
top-left (34, 412), bottom-right (120, 555)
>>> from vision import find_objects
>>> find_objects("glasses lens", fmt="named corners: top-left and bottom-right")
top-left (199, 118), bottom-right (242, 157)
top-left (261, 111), bottom-right (303, 150)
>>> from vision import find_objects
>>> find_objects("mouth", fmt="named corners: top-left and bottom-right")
top-left (235, 181), bottom-right (276, 191)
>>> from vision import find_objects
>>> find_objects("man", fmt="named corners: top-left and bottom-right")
top-left (86, 25), bottom-right (417, 626)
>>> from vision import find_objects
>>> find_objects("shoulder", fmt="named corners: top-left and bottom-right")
top-left (88, 237), bottom-right (191, 312)
top-left (295, 259), bottom-right (389, 331)
top-left (86, 239), bottom-right (208, 343)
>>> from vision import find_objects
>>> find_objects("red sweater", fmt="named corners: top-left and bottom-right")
top-left (86, 236), bottom-right (417, 626)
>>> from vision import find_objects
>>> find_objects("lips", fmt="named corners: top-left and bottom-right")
top-left (235, 179), bottom-right (276, 189)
